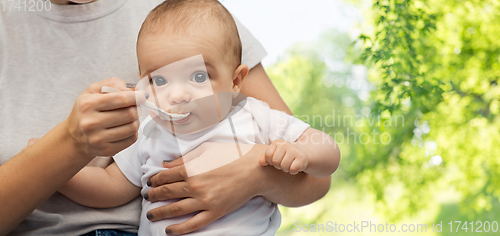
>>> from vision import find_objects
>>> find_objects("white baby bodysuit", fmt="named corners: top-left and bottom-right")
top-left (113, 97), bottom-right (310, 235)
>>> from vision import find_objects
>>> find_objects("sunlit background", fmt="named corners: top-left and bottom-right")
top-left (222, 0), bottom-right (361, 66)
top-left (222, 0), bottom-right (500, 235)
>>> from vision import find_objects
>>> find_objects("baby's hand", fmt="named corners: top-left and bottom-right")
top-left (259, 140), bottom-right (309, 175)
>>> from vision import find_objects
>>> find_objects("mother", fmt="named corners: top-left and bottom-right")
top-left (0, 0), bottom-right (332, 235)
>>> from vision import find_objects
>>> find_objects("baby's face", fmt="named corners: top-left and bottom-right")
top-left (137, 36), bottom-right (236, 135)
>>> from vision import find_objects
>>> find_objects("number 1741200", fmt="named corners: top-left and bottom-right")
top-left (1, 0), bottom-right (52, 12)
top-left (448, 221), bottom-right (498, 233)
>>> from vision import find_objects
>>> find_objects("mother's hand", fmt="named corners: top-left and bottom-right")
top-left (0, 77), bottom-right (149, 235)
top-left (145, 143), bottom-right (268, 235)
top-left (65, 77), bottom-right (148, 158)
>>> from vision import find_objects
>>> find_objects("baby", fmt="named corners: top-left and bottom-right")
top-left (59, 0), bottom-right (340, 235)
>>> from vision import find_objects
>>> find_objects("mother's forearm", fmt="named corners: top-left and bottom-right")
top-left (0, 121), bottom-right (93, 235)
top-left (256, 164), bottom-right (331, 207)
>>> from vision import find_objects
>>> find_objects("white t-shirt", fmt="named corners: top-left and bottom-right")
top-left (114, 97), bottom-right (310, 235)
top-left (0, 0), bottom-right (267, 235)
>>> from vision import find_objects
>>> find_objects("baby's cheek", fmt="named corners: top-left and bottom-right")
top-left (193, 82), bottom-right (216, 99)
top-left (210, 78), bottom-right (234, 92)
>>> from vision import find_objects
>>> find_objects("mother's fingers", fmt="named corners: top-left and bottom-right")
top-left (162, 157), bottom-right (184, 169)
top-left (107, 134), bottom-right (139, 155)
top-left (149, 165), bottom-right (187, 187)
top-left (163, 143), bottom-right (208, 169)
top-left (146, 198), bottom-right (202, 222)
top-left (103, 120), bottom-right (140, 143)
top-left (91, 91), bottom-right (147, 111)
top-left (97, 106), bottom-right (140, 129)
top-left (87, 77), bottom-right (129, 93)
top-left (165, 211), bottom-right (217, 235)
top-left (145, 182), bottom-right (190, 202)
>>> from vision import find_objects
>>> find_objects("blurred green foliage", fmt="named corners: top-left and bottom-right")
top-left (268, 0), bottom-right (500, 227)
top-left (356, 0), bottom-right (500, 217)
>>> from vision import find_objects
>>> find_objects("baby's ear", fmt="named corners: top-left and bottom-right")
top-left (232, 64), bottom-right (249, 93)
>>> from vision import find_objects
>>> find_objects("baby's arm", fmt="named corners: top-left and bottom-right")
top-left (58, 162), bottom-right (141, 208)
top-left (259, 128), bottom-right (340, 177)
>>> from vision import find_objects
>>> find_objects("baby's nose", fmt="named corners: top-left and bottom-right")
top-left (168, 87), bottom-right (191, 105)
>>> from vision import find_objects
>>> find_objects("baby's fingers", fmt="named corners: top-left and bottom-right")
top-left (279, 153), bottom-right (295, 173)
top-left (258, 155), bottom-right (268, 166)
top-left (264, 143), bottom-right (277, 166)
top-left (289, 159), bottom-right (306, 175)
top-left (271, 146), bottom-right (286, 169)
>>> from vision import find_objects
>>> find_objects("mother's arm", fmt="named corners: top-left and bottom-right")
top-left (237, 63), bottom-right (330, 206)
top-left (240, 63), bottom-right (293, 115)
top-left (0, 78), bottom-right (146, 235)
top-left (145, 65), bottom-right (332, 235)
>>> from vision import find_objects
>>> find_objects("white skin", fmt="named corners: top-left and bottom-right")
top-left (56, 32), bottom-right (340, 234)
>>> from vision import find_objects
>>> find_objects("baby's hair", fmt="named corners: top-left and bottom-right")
top-left (138, 0), bottom-right (242, 68)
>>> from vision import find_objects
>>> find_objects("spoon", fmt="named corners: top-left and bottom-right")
top-left (101, 86), bottom-right (190, 121)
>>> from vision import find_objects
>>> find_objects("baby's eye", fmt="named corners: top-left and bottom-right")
top-left (191, 72), bottom-right (209, 84)
top-left (152, 75), bottom-right (168, 87)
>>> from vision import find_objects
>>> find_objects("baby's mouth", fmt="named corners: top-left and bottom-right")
top-left (171, 113), bottom-right (192, 124)
top-left (142, 101), bottom-right (191, 121)
top-left (166, 111), bottom-right (191, 120)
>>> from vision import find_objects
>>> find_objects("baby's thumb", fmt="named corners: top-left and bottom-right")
top-left (258, 156), bottom-right (268, 167)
